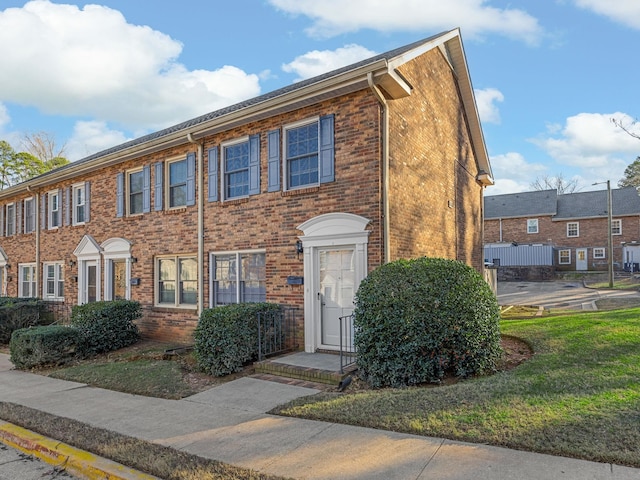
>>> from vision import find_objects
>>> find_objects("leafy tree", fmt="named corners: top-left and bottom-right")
top-left (619, 156), bottom-right (640, 188)
top-left (0, 134), bottom-right (69, 189)
top-left (530, 173), bottom-right (580, 194)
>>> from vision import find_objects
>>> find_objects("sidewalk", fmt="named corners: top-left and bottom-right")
top-left (0, 353), bottom-right (638, 480)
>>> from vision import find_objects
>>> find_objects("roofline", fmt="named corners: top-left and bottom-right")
top-left (485, 213), bottom-right (557, 220)
top-left (0, 29), bottom-right (491, 196)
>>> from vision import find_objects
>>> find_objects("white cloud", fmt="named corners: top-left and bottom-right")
top-left (534, 112), bottom-right (639, 168)
top-left (0, 1), bottom-right (261, 130)
top-left (282, 44), bottom-right (377, 81)
top-left (269, 0), bottom-right (543, 44)
top-left (488, 152), bottom-right (548, 194)
top-left (65, 120), bottom-right (132, 161)
top-left (475, 88), bottom-right (504, 124)
top-left (573, 0), bottom-right (640, 29)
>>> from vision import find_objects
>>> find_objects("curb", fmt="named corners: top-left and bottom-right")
top-left (0, 421), bottom-right (159, 480)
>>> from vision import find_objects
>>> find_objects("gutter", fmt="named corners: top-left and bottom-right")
top-left (187, 133), bottom-right (204, 317)
top-left (368, 72), bottom-right (391, 263)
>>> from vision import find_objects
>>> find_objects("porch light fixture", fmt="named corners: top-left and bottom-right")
top-left (131, 257), bottom-right (138, 263)
top-left (295, 240), bottom-right (303, 259)
top-left (592, 180), bottom-right (613, 288)
top-left (68, 260), bottom-right (76, 267)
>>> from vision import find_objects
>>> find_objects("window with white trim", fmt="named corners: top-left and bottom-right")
top-left (24, 197), bottom-right (35, 234)
top-left (211, 251), bottom-right (266, 306)
top-left (73, 183), bottom-right (87, 225)
top-left (6, 203), bottom-right (15, 236)
top-left (19, 263), bottom-right (36, 297)
top-left (156, 255), bottom-right (197, 307)
top-left (285, 119), bottom-right (319, 189)
top-left (527, 218), bottom-right (538, 234)
top-left (612, 219), bottom-right (622, 235)
top-left (593, 248), bottom-right (606, 259)
top-left (222, 138), bottom-right (250, 199)
top-left (567, 222), bottom-right (579, 237)
top-left (48, 190), bottom-right (60, 228)
top-left (43, 262), bottom-right (64, 300)
top-left (127, 168), bottom-right (144, 215)
top-left (167, 159), bottom-right (187, 208)
top-left (559, 249), bottom-right (571, 265)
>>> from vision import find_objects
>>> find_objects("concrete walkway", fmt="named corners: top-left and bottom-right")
top-left (0, 354), bottom-right (638, 479)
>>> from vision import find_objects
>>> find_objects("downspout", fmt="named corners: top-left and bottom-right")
top-left (368, 72), bottom-right (391, 263)
top-left (27, 186), bottom-right (40, 297)
top-left (187, 133), bottom-right (204, 316)
top-left (499, 218), bottom-right (503, 242)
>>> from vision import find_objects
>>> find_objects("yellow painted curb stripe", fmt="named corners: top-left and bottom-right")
top-left (0, 421), bottom-right (159, 480)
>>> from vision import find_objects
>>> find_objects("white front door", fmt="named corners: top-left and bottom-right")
top-left (576, 248), bottom-right (588, 271)
top-left (83, 260), bottom-right (98, 303)
top-left (318, 248), bottom-right (355, 348)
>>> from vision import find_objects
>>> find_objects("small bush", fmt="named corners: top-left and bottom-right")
top-left (10, 325), bottom-right (81, 369)
top-left (0, 298), bottom-right (53, 344)
top-left (194, 303), bottom-right (282, 376)
top-left (70, 300), bottom-right (141, 357)
top-left (354, 257), bottom-right (502, 388)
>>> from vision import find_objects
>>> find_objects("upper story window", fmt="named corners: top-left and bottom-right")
top-left (48, 190), bottom-right (60, 228)
top-left (72, 182), bottom-right (90, 225)
top-left (282, 114), bottom-right (334, 191)
top-left (527, 218), bottom-right (538, 234)
top-left (567, 222), bottom-right (579, 237)
top-left (156, 255), bottom-right (197, 307)
top-left (6, 203), bottom-right (15, 236)
top-left (128, 168), bottom-right (144, 215)
top-left (612, 219), bottom-right (622, 235)
top-left (211, 251), bottom-right (266, 306)
top-left (168, 159), bottom-right (187, 208)
top-left (24, 197), bottom-right (35, 234)
top-left (223, 139), bottom-right (250, 199)
top-left (43, 262), bottom-right (64, 301)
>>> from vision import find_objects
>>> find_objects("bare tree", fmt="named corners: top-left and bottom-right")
top-left (530, 173), bottom-right (580, 194)
top-left (611, 117), bottom-right (640, 141)
top-left (20, 131), bottom-right (67, 163)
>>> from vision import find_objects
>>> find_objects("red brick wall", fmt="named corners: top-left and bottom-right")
top-left (388, 48), bottom-right (484, 271)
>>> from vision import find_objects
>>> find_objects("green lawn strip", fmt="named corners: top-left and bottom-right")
top-left (272, 308), bottom-right (640, 467)
top-left (0, 402), bottom-right (289, 480)
top-left (48, 359), bottom-right (197, 399)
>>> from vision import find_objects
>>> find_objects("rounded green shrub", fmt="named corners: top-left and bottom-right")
top-left (354, 257), bottom-right (501, 388)
top-left (70, 300), bottom-right (141, 357)
top-left (10, 325), bottom-right (81, 369)
top-left (194, 303), bottom-right (282, 376)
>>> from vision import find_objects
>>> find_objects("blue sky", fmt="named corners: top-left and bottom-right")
top-left (0, 0), bottom-right (639, 195)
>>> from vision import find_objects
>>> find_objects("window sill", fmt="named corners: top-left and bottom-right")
top-left (282, 186), bottom-right (320, 196)
top-left (221, 197), bottom-right (249, 206)
top-left (152, 304), bottom-right (198, 311)
top-left (163, 207), bottom-right (188, 215)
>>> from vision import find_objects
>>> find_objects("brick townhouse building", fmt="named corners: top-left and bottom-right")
top-left (484, 187), bottom-right (640, 272)
top-left (0, 29), bottom-right (493, 346)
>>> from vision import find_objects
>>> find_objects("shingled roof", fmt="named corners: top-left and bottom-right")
top-left (484, 189), bottom-right (557, 219)
top-left (484, 186), bottom-right (640, 220)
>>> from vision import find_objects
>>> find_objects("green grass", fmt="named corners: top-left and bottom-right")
top-left (49, 359), bottom-right (199, 399)
top-left (272, 308), bottom-right (640, 467)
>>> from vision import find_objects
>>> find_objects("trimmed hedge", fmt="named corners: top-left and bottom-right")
top-left (10, 325), bottom-right (81, 369)
top-left (70, 300), bottom-right (141, 356)
top-left (354, 257), bottom-right (502, 388)
top-left (194, 303), bottom-right (282, 376)
top-left (0, 298), bottom-right (52, 344)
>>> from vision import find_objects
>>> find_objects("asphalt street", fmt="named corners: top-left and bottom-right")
top-left (497, 280), bottom-right (640, 310)
top-left (0, 443), bottom-right (76, 479)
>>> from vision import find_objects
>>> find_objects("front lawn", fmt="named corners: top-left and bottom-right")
top-left (272, 308), bottom-right (640, 467)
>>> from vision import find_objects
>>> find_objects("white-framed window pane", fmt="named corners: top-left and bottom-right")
top-left (180, 258), bottom-right (197, 305)
top-left (213, 252), bottom-right (266, 306)
top-left (49, 192), bottom-right (59, 228)
top-left (19, 264), bottom-right (36, 297)
top-left (158, 258), bottom-right (176, 304)
top-left (6, 204), bottom-right (15, 236)
top-left (559, 250), bottom-right (571, 264)
top-left (224, 142), bottom-right (249, 199)
top-left (593, 248), bottom-right (606, 259)
top-left (286, 122), bottom-right (319, 189)
top-left (24, 198), bottom-right (34, 233)
top-left (241, 253), bottom-right (266, 302)
top-left (527, 219), bottom-right (538, 234)
top-left (567, 222), bottom-right (579, 237)
top-left (213, 254), bottom-right (237, 305)
top-left (56, 264), bottom-right (64, 298)
top-left (612, 219), bottom-right (622, 235)
top-left (169, 160), bottom-right (187, 208)
top-left (74, 186), bottom-right (85, 224)
top-left (129, 170), bottom-right (144, 215)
